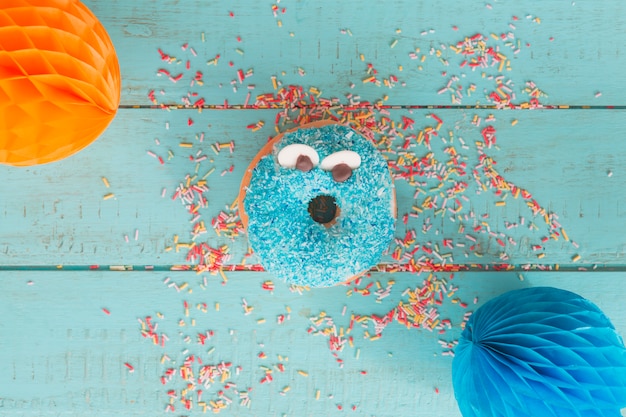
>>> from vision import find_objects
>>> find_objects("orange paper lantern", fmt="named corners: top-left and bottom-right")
top-left (0, 0), bottom-right (121, 166)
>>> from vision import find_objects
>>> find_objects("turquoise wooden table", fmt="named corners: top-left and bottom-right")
top-left (2, 1), bottom-right (626, 416)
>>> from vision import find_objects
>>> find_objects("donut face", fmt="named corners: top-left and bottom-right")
top-left (243, 124), bottom-right (396, 287)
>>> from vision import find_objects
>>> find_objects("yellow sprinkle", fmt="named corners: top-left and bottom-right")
top-left (101, 177), bottom-right (110, 188)
top-left (495, 201), bottom-right (506, 207)
top-left (360, 54), bottom-right (364, 61)
top-left (219, 268), bottom-right (228, 282)
top-left (537, 253), bottom-right (545, 259)
top-left (511, 119), bottom-right (518, 126)
top-left (202, 168), bottom-right (215, 179)
top-left (215, 302), bottom-right (220, 311)
top-left (572, 254), bottom-right (581, 262)
top-left (103, 193), bottom-right (115, 200)
top-left (179, 143), bottom-right (193, 148)
top-left (257, 318), bottom-right (266, 324)
top-left (277, 20), bottom-right (282, 27)
top-left (315, 390), bottom-right (320, 400)
top-left (390, 39), bottom-right (398, 48)
top-left (271, 76), bottom-right (277, 90)
top-left (561, 228), bottom-right (569, 241)
top-left (297, 370), bottom-right (308, 377)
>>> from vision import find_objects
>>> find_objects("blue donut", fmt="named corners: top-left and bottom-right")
top-left (242, 123), bottom-right (396, 287)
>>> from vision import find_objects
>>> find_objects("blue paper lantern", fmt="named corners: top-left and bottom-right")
top-left (452, 287), bottom-right (626, 417)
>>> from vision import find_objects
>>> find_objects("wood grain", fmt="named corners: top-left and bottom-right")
top-left (83, 0), bottom-right (626, 106)
top-left (1, 270), bottom-right (624, 417)
top-left (2, 1), bottom-right (626, 416)
top-left (0, 108), bottom-right (624, 268)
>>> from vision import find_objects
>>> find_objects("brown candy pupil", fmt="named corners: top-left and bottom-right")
top-left (296, 154), bottom-right (314, 172)
top-left (332, 163), bottom-right (352, 182)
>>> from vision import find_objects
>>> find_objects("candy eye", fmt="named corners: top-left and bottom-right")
top-left (277, 144), bottom-right (320, 172)
top-left (320, 151), bottom-right (361, 182)
top-left (320, 150), bottom-right (361, 171)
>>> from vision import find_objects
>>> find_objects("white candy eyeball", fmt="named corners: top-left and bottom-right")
top-left (320, 150), bottom-right (361, 171)
top-left (277, 144), bottom-right (320, 170)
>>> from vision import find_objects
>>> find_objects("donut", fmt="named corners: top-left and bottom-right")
top-left (239, 120), bottom-right (396, 287)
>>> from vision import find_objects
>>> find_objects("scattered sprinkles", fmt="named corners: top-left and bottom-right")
top-left (132, 7), bottom-right (587, 414)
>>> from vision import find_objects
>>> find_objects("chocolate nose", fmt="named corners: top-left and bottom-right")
top-left (331, 163), bottom-right (352, 182)
top-left (308, 195), bottom-right (338, 225)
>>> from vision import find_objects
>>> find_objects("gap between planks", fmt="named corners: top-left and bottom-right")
top-left (0, 264), bottom-right (621, 273)
top-left (118, 104), bottom-right (626, 110)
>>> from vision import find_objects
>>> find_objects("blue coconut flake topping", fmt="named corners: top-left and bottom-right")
top-left (244, 124), bottom-right (396, 287)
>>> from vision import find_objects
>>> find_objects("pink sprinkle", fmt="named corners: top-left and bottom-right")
top-left (125, 363), bottom-right (135, 372)
top-left (102, 308), bottom-right (111, 315)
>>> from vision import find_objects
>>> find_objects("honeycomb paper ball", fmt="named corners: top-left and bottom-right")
top-left (452, 287), bottom-right (626, 417)
top-left (0, 0), bottom-right (120, 166)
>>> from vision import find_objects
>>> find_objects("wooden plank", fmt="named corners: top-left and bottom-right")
top-left (1, 270), bottom-right (624, 417)
top-left (83, 0), bottom-right (626, 107)
top-left (0, 108), bottom-right (624, 268)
